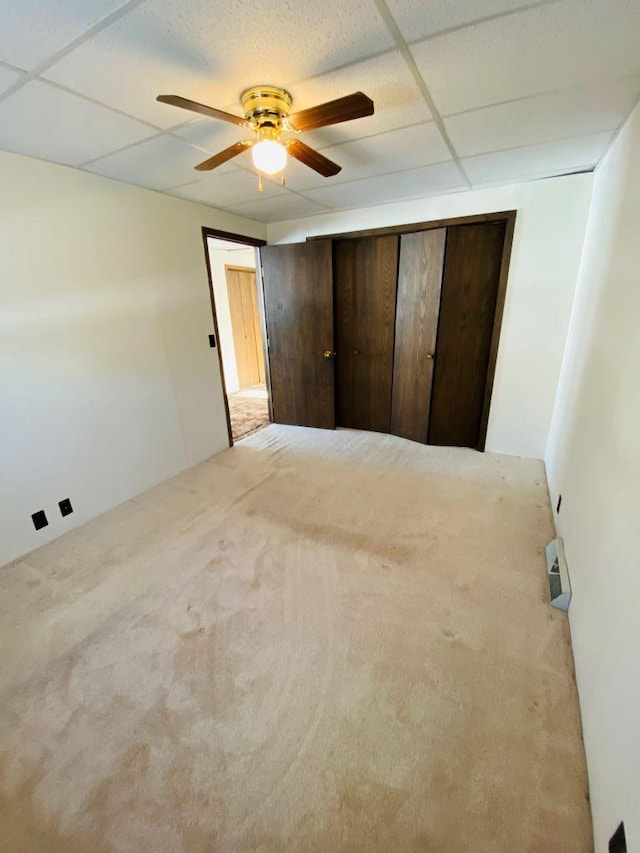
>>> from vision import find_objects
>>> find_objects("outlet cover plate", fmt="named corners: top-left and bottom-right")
top-left (32, 510), bottom-right (48, 530)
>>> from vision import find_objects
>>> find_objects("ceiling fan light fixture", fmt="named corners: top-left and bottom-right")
top-left (158, 86), bottom-right (373, 180)
top-left (252, 138), bottom-right (287, 175)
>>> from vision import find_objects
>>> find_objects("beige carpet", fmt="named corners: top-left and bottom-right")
top-left (0, 426), bottom-right (591, 852)
top-left (228, 385), bottom-right (270, 441)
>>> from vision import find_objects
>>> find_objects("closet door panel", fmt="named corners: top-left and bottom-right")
top-left (391, 228), bottom-right (446, 443)
top-left (428, 222), bottom-right (506, 449)
top-left (261, 240), bottom-right (335, 429)
top-left (334, 236), bottom-right (399, 432)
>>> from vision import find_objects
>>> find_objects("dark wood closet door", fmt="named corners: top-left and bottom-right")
top-left (261, 240), bottom-right (335, 429)
top-left (334, 236), bottom-right (399, 432)
top-left (428, 222), bottom-right (506, 449)
top-left (391, 229), bottom-right (446, 443)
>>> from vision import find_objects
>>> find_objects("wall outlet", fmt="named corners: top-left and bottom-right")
top-left (609, 822), bottom-right (627, 853)
top-left (59, 498), bottom-right (73, 517)
top-left (556, 494), bottom-right (562, 513)
top-left (32, 510), bottom-right (48, 530)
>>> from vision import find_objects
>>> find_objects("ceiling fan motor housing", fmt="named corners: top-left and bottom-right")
top-left (241, 86), bottom-right (293, 136)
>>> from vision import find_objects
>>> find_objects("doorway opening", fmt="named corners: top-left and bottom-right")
top-left (202, 228), bottom-right (270, 445)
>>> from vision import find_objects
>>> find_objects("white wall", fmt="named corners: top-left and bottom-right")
top-left (545, 104), bottom-right (640, 851)
top-left (206, 243), bottom-right (257, 394)
top-left (268, 174), bottom-right (594, 460)
top-left (0, 150), bottom-right (265, 567)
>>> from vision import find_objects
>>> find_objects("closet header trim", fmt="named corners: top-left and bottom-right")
top-left (306, 210), bottom-right (517, 243)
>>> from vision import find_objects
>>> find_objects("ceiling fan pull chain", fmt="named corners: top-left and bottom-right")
top-left (258, 174), bottom-right (263, 192)
top-left (281, 175), bottom-right (286, 187)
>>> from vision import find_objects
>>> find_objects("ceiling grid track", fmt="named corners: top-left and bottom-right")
top-left (372, 0), bottom-right (472, 189)
top-left (282, 0), bottom-right (561, 97)
top-left (404, 0), bottom-right (562, 47)
top-left (0, 0), bottom-right (150, 103)
top-left (40, 77), bottom-right (163, 133)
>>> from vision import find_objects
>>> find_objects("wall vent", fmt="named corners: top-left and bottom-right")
top-left (545, 537), bottom-right (571, 611)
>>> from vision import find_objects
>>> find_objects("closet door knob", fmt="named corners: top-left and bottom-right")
top-left (354, 349), bottom-right (359, 355)
top-left (426, 352), bottom-right (434, 360)
top-left (323, 350), bottom-right (334, 359)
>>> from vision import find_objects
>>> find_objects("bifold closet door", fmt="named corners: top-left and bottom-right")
top-left (428, 222), bottom-right (507, 449)
top-left (390, 229), bottom-right (446, 443)
top-left (334, 236), bottom-right (399, 433)
top-left (261, 240), bottom-right (335, 429)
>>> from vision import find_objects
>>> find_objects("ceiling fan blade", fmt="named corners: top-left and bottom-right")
top-left (285, 139), bottom-right (341, 177)
top-left (287, 92), bottom-right (374, 132)
top-left (195, 140), bottom-right (254, 171)
top-left (157, 95), bottom-right (249, 127)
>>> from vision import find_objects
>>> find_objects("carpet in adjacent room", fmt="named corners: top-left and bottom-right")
top-left (228, 384), bottom-right (269, 441)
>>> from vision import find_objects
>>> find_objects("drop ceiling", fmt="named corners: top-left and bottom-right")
top-left (0, 0), bottom-right (639, 224)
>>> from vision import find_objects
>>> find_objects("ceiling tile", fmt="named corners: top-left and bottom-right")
top-left (0, 65), bottom-right (24, 95)
top-left (0, 0), bottom-right (128, 72)
top-left (167, 169), bottom-right (285, 207)
top-left (445, 77), bottom-right (640, 157)
top-left (387, 0), bottom-right (544, 43)
top-left (410, 0), bottom-right (640, 116)
top-left (462, 131), bottom-right (613, 185)
top-left (43, 0), bottom-right (394, 129)
top-left (84, 133), bottom-right (237, 189)
top-left (285, 51), bottom-right (432, 149)
top-left (302, 161), bottom-right (464, 210)
top-left (0, 80), bottom-right (157, 167)
top-left (226, 193), bottom-right (328, 223)
top-left (282, 122), bottom-right (451, 192)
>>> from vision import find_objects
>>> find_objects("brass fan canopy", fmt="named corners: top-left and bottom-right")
top-left (241, 86), bottom-right (293, 132)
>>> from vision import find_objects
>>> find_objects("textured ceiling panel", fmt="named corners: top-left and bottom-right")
top-left (167, 169), bottom-right (286, 207)
top-left (462, 131), bottom-right (613, 185)
top-left (281, 122), bottom-right (451, 192)
top-left (446, 77), bottom-right (640, 157)
top-left (43, 0), bottom-right (393, 128)
top-left (302, 161), bottom-right (464, 209)
top-left (0, 64), bottom-right (23, 95)
top-left (386, 0), bottom-right (546, 43)
top-left (0, 0), bottom-right (127, 71)
top-left (83, 133), bottom-right (237, 189)
top-left (410, 0), bottom-right (640, 116)
top-left (285, 51), bottom-right (432, 149)
top-left (0, 80), bottom-right (156, 167)
top-left (226, 194), bottom-right (329, 223)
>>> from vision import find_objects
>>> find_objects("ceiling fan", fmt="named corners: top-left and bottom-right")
top-left (157, 86), bottom-right (374, 183)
